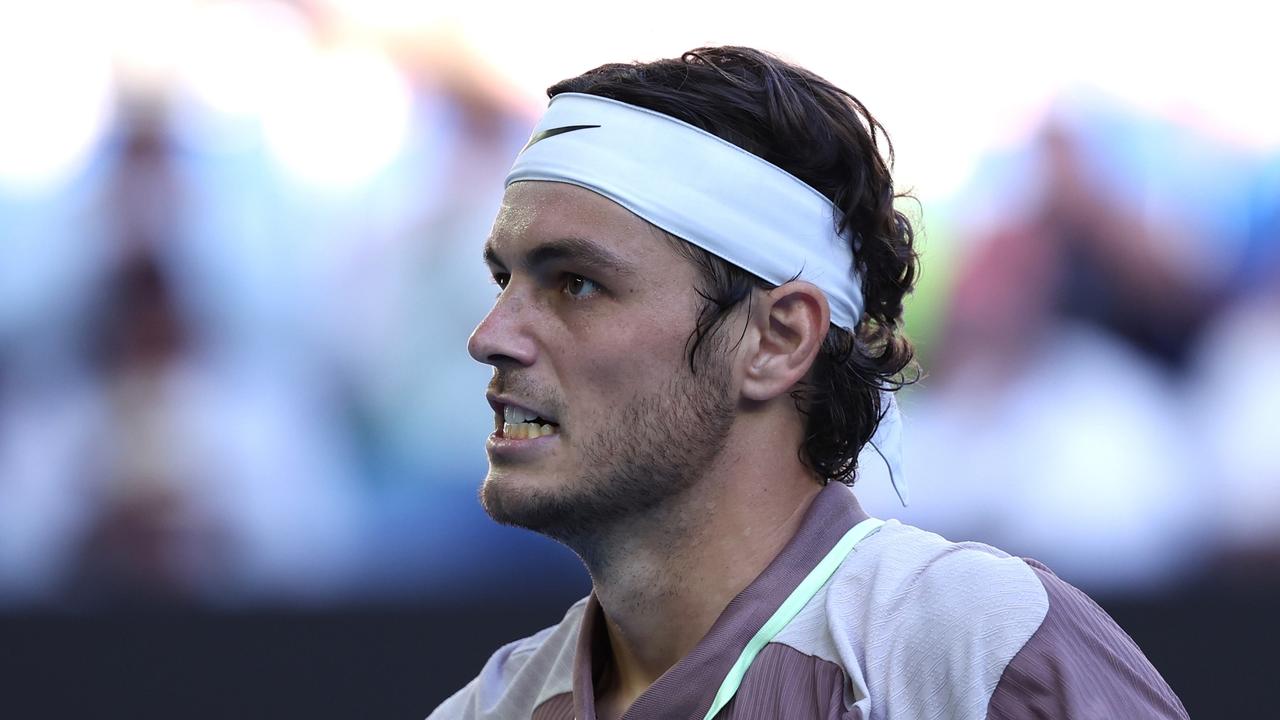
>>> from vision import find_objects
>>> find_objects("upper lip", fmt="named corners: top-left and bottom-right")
top-left (487, 393), bottom-right (558, 424)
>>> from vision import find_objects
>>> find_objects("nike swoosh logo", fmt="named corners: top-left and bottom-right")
top-left (521, 124), bottom-right (600, 152)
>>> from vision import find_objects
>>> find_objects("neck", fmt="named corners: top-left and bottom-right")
top-left (575, 421), bottom-right (825, 716)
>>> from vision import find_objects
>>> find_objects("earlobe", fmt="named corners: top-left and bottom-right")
top-left (740, 281), bottom-right (829, 402)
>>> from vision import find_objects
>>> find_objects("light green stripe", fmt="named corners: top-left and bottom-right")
top-left (702, 517), bottom-right (884, 720)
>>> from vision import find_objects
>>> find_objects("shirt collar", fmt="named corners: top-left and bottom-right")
top-left (572, 482), bottom-right (869, 719)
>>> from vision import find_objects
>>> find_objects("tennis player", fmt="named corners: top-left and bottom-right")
top-left (430, 46), bottom-right (1188, 720)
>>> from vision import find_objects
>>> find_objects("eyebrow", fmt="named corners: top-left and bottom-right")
top-left (483, 236), bottom-right (637, 278)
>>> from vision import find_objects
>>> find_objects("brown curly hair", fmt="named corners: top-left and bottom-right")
top-left (547, 46), bottom-right (920, 484)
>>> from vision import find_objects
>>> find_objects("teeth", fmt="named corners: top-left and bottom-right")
top-left (503, 406), bottom-right (538, 424)
top-left (502, 422), bottom-right (558, 439)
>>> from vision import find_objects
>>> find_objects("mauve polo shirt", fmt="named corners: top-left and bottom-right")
top-left (429, 482), bottom-right (1188, 720)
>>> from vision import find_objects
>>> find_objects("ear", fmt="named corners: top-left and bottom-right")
top-left (740, 280), bottom-right (829, 402)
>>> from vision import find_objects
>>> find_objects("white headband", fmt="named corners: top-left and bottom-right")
top-left (506, 93), bottom-right (865, 330)
top-left (505, 92), bottom-right (907, 505)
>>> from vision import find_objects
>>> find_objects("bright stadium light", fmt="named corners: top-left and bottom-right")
top-left (260, 44), bottom-right (413, 189)
top-left (180, 0), bottom-right (312, 120)
top-left (0, 2), bottom-right (114, 193)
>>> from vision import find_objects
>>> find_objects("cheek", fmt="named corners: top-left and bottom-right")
top-left (553, 283), bottom-right (703, 415)
top-left (565, 318), bottom-right (693, 408)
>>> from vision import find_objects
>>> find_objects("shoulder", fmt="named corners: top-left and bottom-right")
top-left (774, 521), bottom-right (1049, 719)
top-left (860, 522), bottom-right (1051, 714)
top-left (427, 597), bottom-right (587, 720)
top-left (848, 520), bottom-right (1051, 644)
top-left (987, 559), bottom-right (1189, 719)
top-left (788, 521), bottom-right (1185, 719)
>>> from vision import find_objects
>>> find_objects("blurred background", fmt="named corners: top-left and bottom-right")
top-left (0, 0), bottom-right (1276, 717)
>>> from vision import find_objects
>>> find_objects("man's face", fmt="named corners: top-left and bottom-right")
top-left (468, 181), bottom-right (737, 541)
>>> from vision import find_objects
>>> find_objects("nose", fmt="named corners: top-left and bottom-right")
top-left (467, 290), bottom-right (538, 368)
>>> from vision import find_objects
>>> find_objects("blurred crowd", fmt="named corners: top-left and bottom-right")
top-left (0, 4), bottom-right (1276, 608)
top-left (0, 3), bottom-right (562, 607)
top-left (858, 93), bottom-right (1280, 594)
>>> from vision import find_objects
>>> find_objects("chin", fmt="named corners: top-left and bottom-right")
top-left (482, 462), bottom-right (558, 499)
top-left (479, 469), bottom-right (599, 541)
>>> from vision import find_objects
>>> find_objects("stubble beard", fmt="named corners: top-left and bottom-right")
top-left (480, 358), bottom-right (734, 553)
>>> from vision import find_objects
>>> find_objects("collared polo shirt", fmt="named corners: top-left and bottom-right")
top-left (429, 482), bottom-right (1188, 719)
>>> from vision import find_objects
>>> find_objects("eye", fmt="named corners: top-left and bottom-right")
top-left (491, 272), bottom-right (510, 292)
top-left (563, 274), bottom-right (600, 299)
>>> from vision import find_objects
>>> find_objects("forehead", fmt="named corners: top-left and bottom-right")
top-left (486, 181), bottom-right (683, 266)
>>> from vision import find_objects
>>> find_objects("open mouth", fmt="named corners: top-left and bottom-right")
top-left (500, 404), bottom-right (560, 440)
